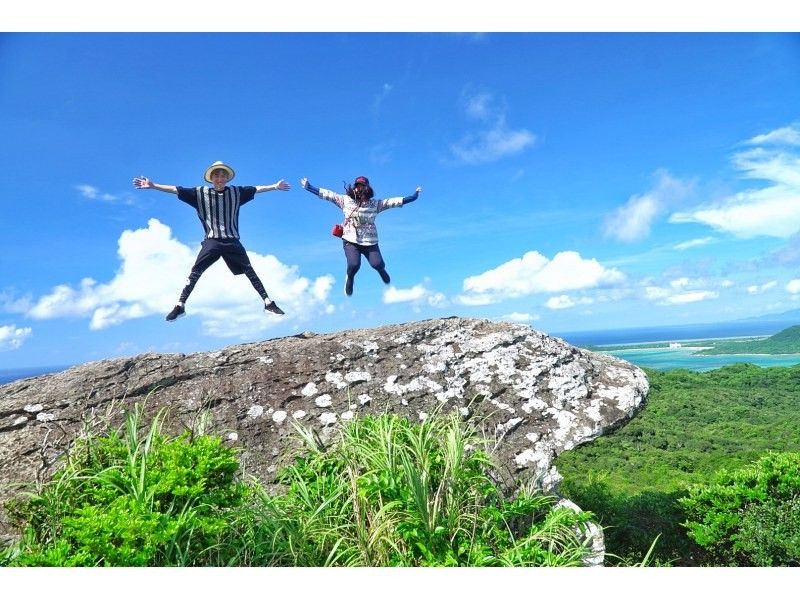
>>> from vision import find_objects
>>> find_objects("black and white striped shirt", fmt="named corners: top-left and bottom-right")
top-left (177, 186), bottom-right (257, 239)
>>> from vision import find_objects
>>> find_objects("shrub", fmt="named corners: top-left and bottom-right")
top-left (680, 451), bottom-right (800, 566)
top-left (3, 404), bottom-right (249, 566)
top-left (560, 473), bottom-right (705, 566)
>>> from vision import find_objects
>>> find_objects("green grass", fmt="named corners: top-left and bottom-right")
top-left (2, 401), bottom-right (596, 567)
top-left (257, 413), bottom-right (595, 566)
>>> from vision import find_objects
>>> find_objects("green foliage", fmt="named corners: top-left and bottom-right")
top-left (3, 403), bottom-right (249, 566)
top-left (256, 413), bottom-right (595, 566)
top-left (2, 404), bottom-right (595, 567)
top-left (559, 473), bottom-right (705, 566)
top-left (680, 452), bottom-right (800, 566)
top-left (555, 363), bottom-right (800, 565)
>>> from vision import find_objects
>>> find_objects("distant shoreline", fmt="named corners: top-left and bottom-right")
top-left (590, 335), bottom-right (766, 350)
top-left (556, 318), bottom-right (792, 348)
top-left (0, 365), bottom-right (71, 386)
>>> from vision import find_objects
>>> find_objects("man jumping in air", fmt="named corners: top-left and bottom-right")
top-left (133, 161), bottom-right (289, 321)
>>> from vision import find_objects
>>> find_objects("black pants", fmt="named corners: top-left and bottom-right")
top-left (178, 238), bottom-right (268, 303)
top-left (343, 239), bottom-right (389, 281)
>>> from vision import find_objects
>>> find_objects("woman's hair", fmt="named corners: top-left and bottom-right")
top-left (345, 176), bottom-right (374, 201)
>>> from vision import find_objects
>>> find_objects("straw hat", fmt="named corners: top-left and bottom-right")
top-left (204, 161), bottom-right (235, 183)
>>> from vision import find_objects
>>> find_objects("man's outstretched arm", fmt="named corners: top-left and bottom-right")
top-left (132, 176), bottom-right (178, 194)
top-left (255, 180), bottom-right (291, 193)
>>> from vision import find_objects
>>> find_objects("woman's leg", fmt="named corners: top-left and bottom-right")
top-left (342, 240), bottom-right (362, 296)
top-left (365, 244), bottom-right (390, 284)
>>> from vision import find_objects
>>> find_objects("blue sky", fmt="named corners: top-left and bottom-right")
top-left (2, 30), bottom-right (800, 369)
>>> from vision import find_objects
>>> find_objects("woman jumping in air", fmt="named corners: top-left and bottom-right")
top-left (300, 175), bottom-right (422, 296)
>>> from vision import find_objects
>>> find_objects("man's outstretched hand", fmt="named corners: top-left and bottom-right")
top-left (133, 176), bottom-right (152, 189)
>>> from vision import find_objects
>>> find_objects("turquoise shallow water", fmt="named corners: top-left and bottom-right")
top-left (603, 347), bottom-right (800, 372)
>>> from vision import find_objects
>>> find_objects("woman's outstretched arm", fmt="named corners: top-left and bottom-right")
top-left (402, 186), bottom-right (423, 205)
top-left (300, 177), bottom-right (320, 196)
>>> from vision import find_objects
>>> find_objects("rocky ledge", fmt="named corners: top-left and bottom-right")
top-left (0, 317), bottom-right (649, 554)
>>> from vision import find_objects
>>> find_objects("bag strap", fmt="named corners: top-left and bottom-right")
top-left (342, 201), bottom-right (361, 226)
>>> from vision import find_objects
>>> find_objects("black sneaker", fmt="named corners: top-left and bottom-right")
top-left (344, 274), bottom-right (354, 296)
top-left (378, 269), bottom-right (391, 285)
top-left (165, 304), bottom-right (185, 321)
top-left (265, 300), bottom-right (285, 315)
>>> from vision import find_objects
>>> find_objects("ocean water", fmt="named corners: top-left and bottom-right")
top-left (556, 319), bottom-right (800, 372)
top-left (554, 319), bottom-right (790, 347)
top-left (600, 347), bottom-right (800, 372)
top-left (0, 365), bottom-right (70, 386)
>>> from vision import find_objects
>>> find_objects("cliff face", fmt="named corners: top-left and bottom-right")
top-left (0, 317), bottom-right (648, 543)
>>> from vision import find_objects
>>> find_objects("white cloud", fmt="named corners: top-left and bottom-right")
top-left (671, 187), bottom-right (800, 238)
top-left (384, 285), bottom-right (427, 303)
top-left (0, 324), bottom-right (32, 350)
top-left (450, 91), bottom-right (535, 164)
top-left (673, 237), bottom-right (715, 250)
top-left (670, 277), bottom-right (691, 289)
top-left (465, 92), bottom-right (493, 121)
top-left (603, 170), bottom-right (693, 242)
top-left (732, 147), bottom-right (800, 187)
top-left (76, 184), bottom-right (100, 199)
top-left (643, 279), bottom-right (720, 306)
top-left (451, 123), bottom-right (535, 165)
top-left (426, 292), bottom-right (447, 307)
top-left (457, 250), bottom-right (624, 305)
top-left (787, 279), bottom-right (800, 295)
top-left (501, 312), bottom-right (539, 323)
top-left (745, 125), bottom-right (800, 147)
top-left (457, 293), bottom-right (495, 306)
top-left (670, 124), bottom-right (800, 238)
top-left (665, 291), bottom-right (719, 305)
top-left (645, 286), bottom-right (671, 301)
top-left (27, 219), bottom-right (334, 337)
top-left (0, 291), bottom-right (32, 314)
top-left (545, 295), bottom-right (594, 310)
top-left (76, 184), bottom-right (121, 202)
top-left (603, 195), bottom-right (661, 243)
top-left (545, 295), bottom-right (574, 310)
top-left (747, 281), bottom-right (777, 295)
top-left (383, 283), bottom-right (447, 310)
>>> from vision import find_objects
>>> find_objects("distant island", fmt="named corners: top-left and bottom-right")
top-left (695, 325), bottom-right (800, 355)
top-left (590, 325), bottom-right (800, 355)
